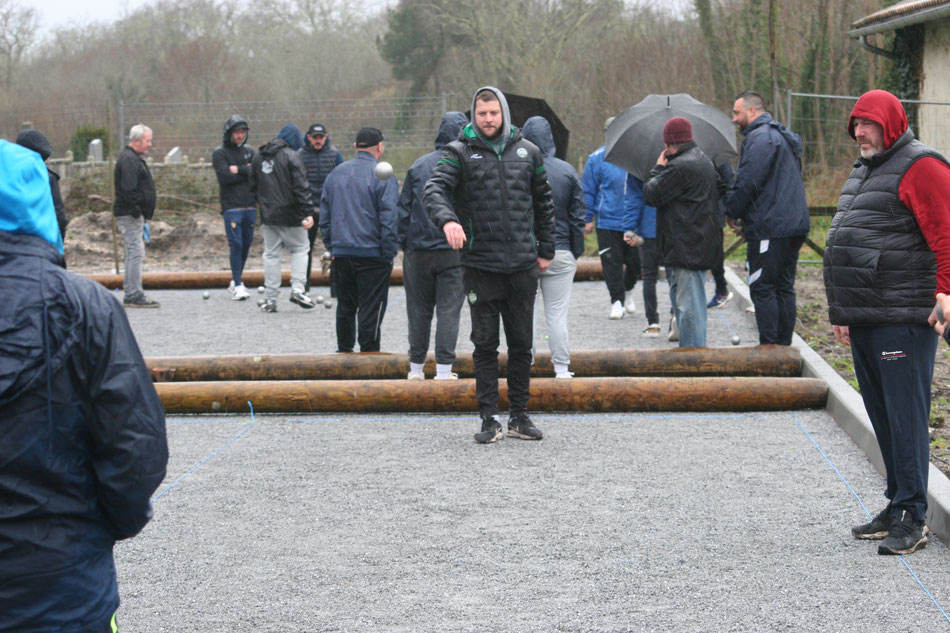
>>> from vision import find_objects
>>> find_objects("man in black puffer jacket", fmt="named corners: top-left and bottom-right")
top-left (642, 117), bottom-right (723, 348)
top-left (250, 124), bottom-right (316, 313)
top-left (425, 86), bottom-right (556, 444)
top-left (212, 115), bottom-right (256, 300)
top-left (299, 123), bottom-right (344, 292)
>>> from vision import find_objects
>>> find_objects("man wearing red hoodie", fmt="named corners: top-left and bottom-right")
top-left (824, 89), bottom-right (950, 555)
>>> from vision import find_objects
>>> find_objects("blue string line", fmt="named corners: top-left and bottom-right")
top-left (152, 401), bottom-right (257, 502)
top-left (793, 411), bottom-right (950, 625)
top-left (713, 309), bottom-right (738, 338)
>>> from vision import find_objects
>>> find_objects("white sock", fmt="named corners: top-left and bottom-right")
top-left (409, 362), bottom-right (425, 375)
top-left (436, 363), bottom-right (452, 378)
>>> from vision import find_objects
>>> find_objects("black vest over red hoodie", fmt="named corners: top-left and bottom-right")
top-left (824, 90), bottom-right (949, 326)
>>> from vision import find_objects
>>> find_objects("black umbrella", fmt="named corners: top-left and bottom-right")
top-left (604, 93), bottom-right (737, 181)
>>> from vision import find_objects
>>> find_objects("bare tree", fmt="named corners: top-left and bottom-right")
top-left (0, 0), bottom-right (37, 88)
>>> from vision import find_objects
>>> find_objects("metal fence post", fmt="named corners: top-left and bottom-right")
top-left (118, 99), bottom-right (125, 157)
top-left (785, 89), bottom-right (793, 128)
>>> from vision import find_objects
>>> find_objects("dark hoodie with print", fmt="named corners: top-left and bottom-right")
top-left (398, 110), bottom-right (468, 251)
top-left (250, 124), bottom-right (314, 227)
top-left (824, 89), bottom-right (950, 326)
top-left (424, 86), bottom-right (555, 273)
top-left (211, 115), bottom-right (256, 212)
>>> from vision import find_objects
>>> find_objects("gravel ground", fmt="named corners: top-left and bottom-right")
top-left (112, 276), bottom-right (950, 632)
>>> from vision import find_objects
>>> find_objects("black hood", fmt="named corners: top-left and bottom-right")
top-left (259, 137), bottom-right (289, 157)
top-left (16, 129), bottom-right (52, 161)
top-left (223, 114), bottom-right (249, 148)
top-left (521, 116), bottom-right (556, 159)
top-left (435, 111), bottom-right (468, 150)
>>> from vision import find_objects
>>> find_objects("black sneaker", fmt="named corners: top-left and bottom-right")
top-left (474, 415), bottom-right (503, 444)
top-left (259, 299), bottom-right (277, 313)
top-left (852, 505), bottom-right (893, 540)
top-left (290, 289), bottom-right (315, 309)
top-left (123, 293), bottom-right (160, 308)
top-left (507, 412), bottom-right (543, 440)
top-left (878, 509), bottom-right (928, 555)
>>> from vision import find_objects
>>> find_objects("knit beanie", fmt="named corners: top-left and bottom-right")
top-left (662, 117), bottom-right (693, 144)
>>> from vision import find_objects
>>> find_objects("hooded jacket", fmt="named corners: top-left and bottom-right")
top-left (398, 111), bottom-right (468, 252)
top-left (0, 141), bottom-right (168, 633)
top-left (298, 136), bottom-right (344, 211)
top-left (522, 116), bottom-right (586, 258)
top-left (250, 136), bottom-right (314, 227)
top-left (724, 112), bottom-right (810, 240)
top-left (581, 145), bottom-right (630, 231)
top-left (642, 141), bottom-right (723, 270)
top-left (424, 86), bottom-right (556, 273)
top-left (211, 115), bottom-right (256, 212)
top-left (16, 129), bottom-right (68, 239)
top-left (320, 151), bottom-right (399, 260)
top-left (113, 144), bottom-right (156, 220)
top-left (824, 89), bottom-right (950, 326)
top-left (278, 123), bottom-right (304, 151)
top-left (623, 174), bottom-right (657, 239)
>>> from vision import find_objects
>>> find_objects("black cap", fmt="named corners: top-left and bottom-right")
top-left (307, 123), bottom-right (327, 137)
top-left (355, 126), bottom-right (384, 148)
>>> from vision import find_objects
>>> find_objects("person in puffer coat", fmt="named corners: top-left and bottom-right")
top-left (0, 139), bottom-right (168, 633)
top-left (425, 86), bottom-right (555, 444)
top-left (299, 123), bottom-right (344, 292)
top-left (522, 115), bottom-right (586, 379)
top-left (824, 89), bottom-right (950, 556)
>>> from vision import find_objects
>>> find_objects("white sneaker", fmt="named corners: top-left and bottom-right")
top-left (668, 315), bottom-right (679, 342)
top-left (434, 373), bottom-right (459, 380)
top-left (555, 371), bottom-right (574, 378)
top-left (228, 280), bottom-right (235, 295)
top-left (232, 284), bottom-right (250, 301)
top-left (642, 323), bottom-right (661, 338)
top-left (407, 372), bottom-right (425, 380)
top-left (624, 291), bottom-right (636, 314)
top-left (609, 300), bottom-right (624, 320)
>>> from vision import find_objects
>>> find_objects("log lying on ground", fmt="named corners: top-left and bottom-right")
top-left (155, 376), bottom-right (827, 414)
top-left (85, 260), bottom-right (605, 290)
top-left (147, 346), bottom-right (802, 382)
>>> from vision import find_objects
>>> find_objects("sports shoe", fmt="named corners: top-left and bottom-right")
top-left (624, 291), bottom-right (637, 314)
top-left (707, 291), bottom-right (733, 309)
top-left (259, 299), bottom-right (277, 313)
top-left (407, 372), bottom-right (425, 380)
top-left (555, 371), bottom-right (574, 378)
top-left (289, 289), bottom-right (316, 309)
top-left (852, 505), bottom-right (893, 540)
top-left (434, 373), bottom-right (459, 380)
top-left (609, 300), bottom-right (624, 320)
top-left (232, 284), bottom-right (250, 301)
top-left (124, 293), bottom-right (160, 308)
top-left (507, 412), bottom-right (543, 440)
top-left (228, 280), bottom-right (236, 295)
top-left (878, 509), bottom-right (929, 555)
top-left (668, 315), bottom-right (679, 342)
top-left (642, 323), bottom-right (661, 338)
top-left (474, 414), bottom-right (503, 444)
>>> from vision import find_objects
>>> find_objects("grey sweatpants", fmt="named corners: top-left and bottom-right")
top-left (261, 224), bottom-right (309, 300)
top-left (534, 249), bottom-right (577, 367)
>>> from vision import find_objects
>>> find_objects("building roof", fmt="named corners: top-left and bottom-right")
top-left (850, 0), bottom-right (950, 36)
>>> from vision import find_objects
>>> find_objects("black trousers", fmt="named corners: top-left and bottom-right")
top-left (596, 228), bottom-right (640, 303)
top-left (746, 235), bottom-right (806, 345)
top-left (465, 267), bottom-right (538, 417)
top-left (334, 256), bottom-right (392, 352)
top-left (304, 222), bottom-right (320, 292)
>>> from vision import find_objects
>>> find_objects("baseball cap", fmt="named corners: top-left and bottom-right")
top-left (355, 126), bottom-right (384, 148)
top-left (307, 123), bottom-right (328, 137)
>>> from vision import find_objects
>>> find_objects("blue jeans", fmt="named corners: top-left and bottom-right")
top-left (667, 267), bottom-right (707, 347)
top-left (223, 208), bottom-right (256, 286)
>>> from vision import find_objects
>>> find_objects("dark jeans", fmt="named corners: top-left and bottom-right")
top-left (334, 256), bottom-right (393, 352)
top-left (596, 228), bottom-right (640, 303)
top-left (222, 208), bottom-right (256, 286)
top-left (638, 237), bottom-right (659, 325)
top-left (305, 215), bottom-right (319, 292)
top-left (710, 240), bottom-right (727, 295)
top-left (465, 267), bottom-right (538, 417)
top-left (851, 325), bottom-right (937, 522)
top-left (404, 249), bottom-right (465, 364)
top-left (746, 235), bottom-right (806, 345)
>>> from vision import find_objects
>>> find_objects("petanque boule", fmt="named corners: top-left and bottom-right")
top-left (257, 286), bottom-right (265, 294)
top-left (324, 299), bottom-right (334, 309)
top-left (731, 335), bottom-right (741, 345)
top-left (202, 291), bottom-right (210, 300)
top-left (374, 161), bottom-right (394, 181)
top-left (316, 295), bottom-right (325, 303)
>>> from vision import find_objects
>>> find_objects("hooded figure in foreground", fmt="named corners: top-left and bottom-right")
top-left (824, 89), bottom-right (950, 555)
top-left (0, 139), bottom-right (168, 632)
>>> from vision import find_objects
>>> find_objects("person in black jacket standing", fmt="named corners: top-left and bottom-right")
top-left (16, 129), bottom-right (68, 244)
top-left (425, 86), bottom-right (556, 444)
top-left (250, 124), bottom-right (317, 313)
top-left (299, 123), bottom-right (344, 292)
top-left (114, 123), bottom-right (158, 307)
top-left (0, 139), bottom-right (167, 633)
top-left (399, 111), bottom-right (468, 380)
top-left (642, 117), bottom-right (723, 348)
top-left (212, 115), bottom-right (257, 301)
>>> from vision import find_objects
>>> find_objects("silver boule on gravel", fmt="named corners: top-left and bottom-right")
top-left (731, 335), bottom-right (741, 345)
top-left (257, 286), bottom-right (265, 294)
top-left (316, 295), bottom-right (325, 303)
top-left (202, 291), bottom-right (210, 300)
top-left (324, 299), bottom-right (334, 309)
top-left (374, 161), bottom-right (394, 181)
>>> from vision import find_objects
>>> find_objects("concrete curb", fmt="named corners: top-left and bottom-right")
top-left (724, 267), bottom-right (950, 543)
